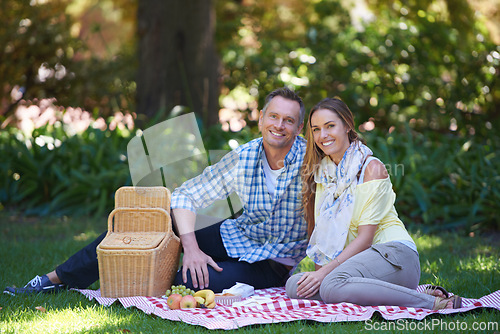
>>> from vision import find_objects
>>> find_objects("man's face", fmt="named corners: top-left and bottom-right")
top-left (259, 96), bottom-right (303, 153)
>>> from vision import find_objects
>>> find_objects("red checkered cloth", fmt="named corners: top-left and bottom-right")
top-left (75, 285), bottom-right (500, 330)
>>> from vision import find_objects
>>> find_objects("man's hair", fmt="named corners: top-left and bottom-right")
top-left (262, 87), bottom-right (306, 124)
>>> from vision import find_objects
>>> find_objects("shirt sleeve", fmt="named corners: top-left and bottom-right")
top-left (170, 150), bottom-right (240, 212)
top-left (351, 177), bottom-right (396, 227)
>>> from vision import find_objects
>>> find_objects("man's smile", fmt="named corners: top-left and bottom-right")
top-left (270, 130), bottom-right (286, 137)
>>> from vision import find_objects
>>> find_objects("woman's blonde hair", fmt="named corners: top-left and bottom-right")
top-left (301, 97), bottom-right (364, 237)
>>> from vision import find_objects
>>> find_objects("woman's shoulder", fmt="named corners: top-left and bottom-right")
top-left (363, 157), bottom-right (388, 182)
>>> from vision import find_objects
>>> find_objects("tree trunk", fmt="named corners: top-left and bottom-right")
top-left (136, 0), bottom-right (220, 129)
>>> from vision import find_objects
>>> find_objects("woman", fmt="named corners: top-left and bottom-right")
top-left (285, 97), bottom-right (461, 310)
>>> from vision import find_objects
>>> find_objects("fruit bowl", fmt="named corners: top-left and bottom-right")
top-left (214, 293), bottom-right (242, 306)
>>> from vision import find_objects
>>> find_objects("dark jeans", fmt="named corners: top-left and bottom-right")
top-left (56, 221), bottom-right (290, 292)
top-left (173, 221), bottom-right (290, 292)
top-left (55, 231), bottom-right (106, 289)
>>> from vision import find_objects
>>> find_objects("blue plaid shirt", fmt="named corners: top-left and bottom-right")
top-left (171, 136), bottom-right (308, 265)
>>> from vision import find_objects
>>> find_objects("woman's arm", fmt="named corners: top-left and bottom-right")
top-left (296, 224), bottom-right (377, 298)
top-left (322, 159), bottom-right (389, 269)
top-left (296, 159), bottom-right (389, 298)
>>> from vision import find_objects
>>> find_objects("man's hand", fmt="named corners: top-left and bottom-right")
top-left (180, 232), bottom-right (223, 289)
top-left (296, 269), bottom-right (327, 298)
top-left (172, 208), bottom-right (223, 288)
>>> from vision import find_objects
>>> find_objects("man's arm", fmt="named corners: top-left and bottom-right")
top-left (171, 208), bottom-right (222, 289)
top-left (170, 150), bottom-right (240, 288)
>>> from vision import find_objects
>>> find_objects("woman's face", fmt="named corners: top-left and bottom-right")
top-left (310, 108), bottom-right (350, 164)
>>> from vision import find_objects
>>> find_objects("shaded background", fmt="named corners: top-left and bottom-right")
top-left (1, 0), bottom-right (499, 233)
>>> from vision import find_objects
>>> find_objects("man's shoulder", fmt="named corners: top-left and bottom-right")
top-left (230, 136), bottom-right (305, 162)
top-left (239, 137), bottom-right (263, 149)
top-left (233, 137), bottom-right (263, 155)
top-left (291, 136), bottom-right (307, 161)
top-left (212, 137), bottom-right (262, 170)
top-left (296, 136), bottom-right (307, 149)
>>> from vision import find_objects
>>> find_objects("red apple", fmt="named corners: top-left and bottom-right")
top-left (167, 293), bottom-right (182, 310)
top-left (180, 295), bottom-right (197, 308)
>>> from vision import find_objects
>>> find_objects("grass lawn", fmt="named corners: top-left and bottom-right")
top-left (0, 211), bottom-right (499, 333)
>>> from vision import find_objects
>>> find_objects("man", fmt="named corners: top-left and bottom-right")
top-left (172, 87), bottom-right (307, 291)
top-left (4, 87), bottom-right (308, 295)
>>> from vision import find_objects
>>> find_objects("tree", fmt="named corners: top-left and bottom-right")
top-left (0, 0), bottom-right (83, 118)
top-left (136, 0), bottom-right (220, 129)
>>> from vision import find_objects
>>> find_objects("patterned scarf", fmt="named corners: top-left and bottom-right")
top-left (306, 141), bottom-right (372, 265)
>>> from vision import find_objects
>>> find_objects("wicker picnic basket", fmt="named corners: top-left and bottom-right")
top-left (96, 187), bottom-right (181, 298)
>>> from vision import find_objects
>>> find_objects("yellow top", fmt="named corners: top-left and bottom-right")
top-left (315, 177), bottom-right (414, 248)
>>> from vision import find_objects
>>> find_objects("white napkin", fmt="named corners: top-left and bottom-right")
top-left (222, 282), bottom-right (254, 298)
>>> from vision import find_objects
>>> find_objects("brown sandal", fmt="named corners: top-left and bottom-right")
top-left (432, 295), bottom-right (462, 310)
top-left (424, 285), bottom-right (449, 298)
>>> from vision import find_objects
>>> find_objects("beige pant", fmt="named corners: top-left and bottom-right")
top-left (286, 241), bottom-right (436, 309)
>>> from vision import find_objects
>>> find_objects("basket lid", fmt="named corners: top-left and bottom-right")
top-left (99, 232), bottom-right (167, 250)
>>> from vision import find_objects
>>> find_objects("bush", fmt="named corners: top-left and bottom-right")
top-left (1, 118), bottom-right (498, 233)
top-left (0, 122), bottom-right (132, 217)
top-left (364, 127), bottom-right (500, 233)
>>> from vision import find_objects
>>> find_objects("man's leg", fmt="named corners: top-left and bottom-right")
top-left (4, 231), bottom-right (107, 295)
top-left (175, 258), bottom-right (289, 292)
top-left (193, 220), bottom-right (231, 261)
top-left (55, 231), bottom-right (107, 288)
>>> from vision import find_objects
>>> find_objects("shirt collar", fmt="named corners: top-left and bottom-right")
top-left (284, 136), bottom-right (305, 165)
top-left (257, 136), bottom-right (304, 167)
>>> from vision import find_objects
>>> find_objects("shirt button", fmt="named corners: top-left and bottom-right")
top-left (384, 253), bottom-right (389, 258)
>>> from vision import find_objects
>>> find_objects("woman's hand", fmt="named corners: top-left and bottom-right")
top-left (296, 269), bottom-right (328, 298)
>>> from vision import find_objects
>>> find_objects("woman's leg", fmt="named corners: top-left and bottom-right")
top-left (286, 273), bottom-right (322, 301)
top-left (319, 242), bottom-right (436, 309)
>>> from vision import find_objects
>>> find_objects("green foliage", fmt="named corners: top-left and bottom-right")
top-left (218, 0), bottom-right (499, 137)
top-left (1, 0), bottom-right (499, 234)
top-left (203, 123), bottom-right (257, 151)
top-left (363, 128), bottom-right (500, 232)
top-left (0, 0), bottom-right (136, 119)
top-left (1, 119), bottom-right (497, 232)
top-left (215, 0), bottom-right (500, 232)
top-left (0, 0), bottom-right (84, 113)
top-left (0, 122), bottom-right (131, 217)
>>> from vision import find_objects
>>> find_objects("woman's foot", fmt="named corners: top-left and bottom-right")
top-left (432, 295), bottom-right (462, 310)
top-left (424, 285), bottom-right (449, 298)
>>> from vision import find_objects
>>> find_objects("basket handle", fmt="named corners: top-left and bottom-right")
top-left (107, 207), bottom-right (172, 233)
